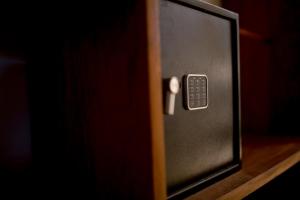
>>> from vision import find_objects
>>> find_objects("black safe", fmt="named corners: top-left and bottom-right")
top-left (160, 0), bottom-right (241, 199)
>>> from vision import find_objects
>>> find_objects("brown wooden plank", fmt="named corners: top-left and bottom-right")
top-left (186, 135), bottom-right (300, 200)
top-left (145, 0), bottom-right (167, 199)
top-left (62, 0), bottom-right (165, 199)
top-left (239, 28), bottom-right (269, 42)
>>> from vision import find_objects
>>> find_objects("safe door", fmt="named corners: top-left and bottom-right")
top-left (160, 0), bottom-right (241, 198)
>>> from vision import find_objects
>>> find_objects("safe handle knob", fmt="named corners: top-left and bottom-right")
top-left (165, 76), bottom-right (180, 115)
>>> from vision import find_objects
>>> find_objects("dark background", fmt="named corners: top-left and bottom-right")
top-left (1, 0), bottom-right (300, 198)
top-left (223, 0), bottom-right (300, 198)
top-left (223, 0), bottom-right (300, 134)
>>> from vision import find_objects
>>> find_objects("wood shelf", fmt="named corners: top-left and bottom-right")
top-left (186, 135), bottom-right (300, 200)
top-left (239, 28), bottom-right (270, 43)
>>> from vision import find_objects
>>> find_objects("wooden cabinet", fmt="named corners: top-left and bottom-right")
top-left (0, 1), bottom-right (165, 199)
top-left (186, 135), bottom-right (300, 199)
top-left (0, 0), bottom-right (299, 199)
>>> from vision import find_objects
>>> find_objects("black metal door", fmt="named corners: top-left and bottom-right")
top-left (160, 0), bottom-right (241, 198)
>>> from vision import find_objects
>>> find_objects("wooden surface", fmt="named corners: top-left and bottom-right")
top-left (24, 0), bottom-right (166, 199)
top-left (223, 0), bottom-right (278, 133)
top-left (186, 135), bottom-right (300, 200)
top-left (146, 0), bottom-right (167, 199)
top-left (62, 0), bottom-right (165, 199)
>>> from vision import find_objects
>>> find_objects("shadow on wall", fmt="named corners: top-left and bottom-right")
top-left (0, 58), bottom-right (32, 196)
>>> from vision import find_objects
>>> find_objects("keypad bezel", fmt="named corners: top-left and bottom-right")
top-left (184, 74), bottom-right (208, 110)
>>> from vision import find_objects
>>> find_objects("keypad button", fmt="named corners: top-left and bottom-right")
top-left (185, 74), bottom-right (208, 109)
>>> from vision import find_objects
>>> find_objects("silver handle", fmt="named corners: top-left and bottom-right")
top-left (165, 76), bottom-right (179, 115)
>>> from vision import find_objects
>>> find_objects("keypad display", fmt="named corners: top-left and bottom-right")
top-left (185, 74), bottom-right (208, 110)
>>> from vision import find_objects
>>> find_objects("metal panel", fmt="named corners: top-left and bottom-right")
top-left (160, 0), bottom-right (241, 198)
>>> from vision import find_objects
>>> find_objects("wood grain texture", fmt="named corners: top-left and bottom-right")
top-left (63, 1), bottom-right (165, 199)
top-left (24, 1), bottom-right (165, 199)
top-left (222, 0), bottom-right (280, 133)
top-left (186, 135), bottom-right (300, 200)
top-left (146, 0), bottom-right (167, 199)
top-left (239, 28), bottom-right (269, 42)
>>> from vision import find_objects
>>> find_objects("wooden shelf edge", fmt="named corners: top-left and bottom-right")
top-left (220, 149), bottom-right (300, 200)
top-left (146, 0), bottom-right (167, 199)
top-left (186, 135), bottom-right (300, 200)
